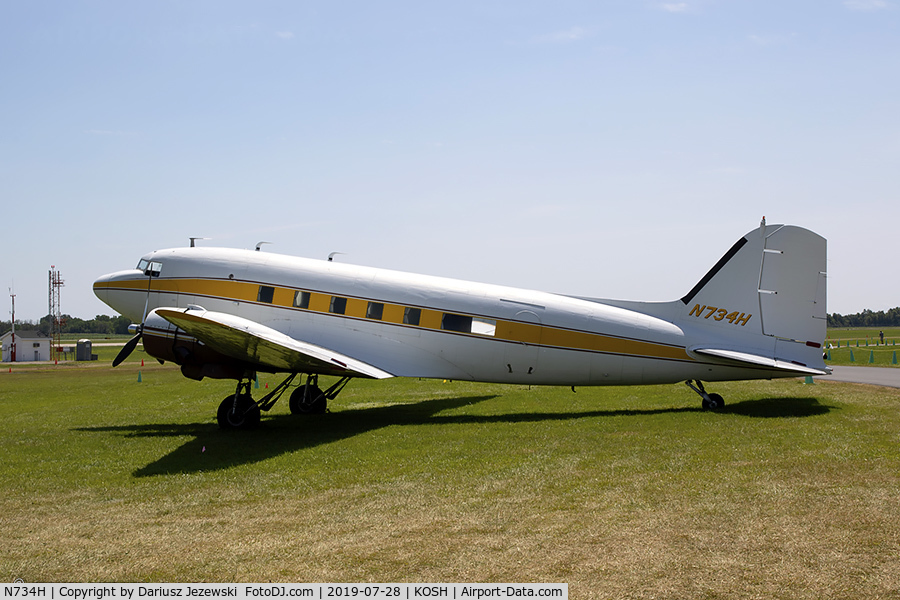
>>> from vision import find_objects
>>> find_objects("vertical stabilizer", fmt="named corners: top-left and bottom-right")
top-left (679, 223), bottom-right (827, 373)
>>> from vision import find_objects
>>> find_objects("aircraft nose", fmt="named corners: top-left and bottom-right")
top-left (93, 273), bottom-right (112, 305)
top-left (93, 269), bottom-right (145, 320)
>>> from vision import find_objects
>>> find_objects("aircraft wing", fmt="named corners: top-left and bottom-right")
top-left (155, 307), bottom-right (394, 379)
top-left (692, 347), bottom-right (830, 376)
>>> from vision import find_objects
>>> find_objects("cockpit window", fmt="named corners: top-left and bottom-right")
top-left (136, 259), bottom-right (162, 277)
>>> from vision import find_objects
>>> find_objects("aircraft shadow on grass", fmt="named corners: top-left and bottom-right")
top-left (75, 394), bottom-right (832, 477)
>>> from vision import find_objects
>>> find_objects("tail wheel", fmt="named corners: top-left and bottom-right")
top-left (702, 393), bottom-right (725, 411)
top-left (217, 393), bottom-right (261, 430)
top-left (686, 380), bottom-right (725, 411)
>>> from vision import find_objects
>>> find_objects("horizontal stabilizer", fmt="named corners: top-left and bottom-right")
top-left (156, 307), bottom-right (394, 379)
top-left (693, 347), bottom-right (830, 376)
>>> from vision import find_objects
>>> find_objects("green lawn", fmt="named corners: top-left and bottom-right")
top-left (826, 326), bottom-right (900, 346)
top-left (825, 327), bottom-right (900, 367)
top-left (1, 364), bottom-right (899, 598)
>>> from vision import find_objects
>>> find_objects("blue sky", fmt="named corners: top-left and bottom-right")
top-left (2, 1), bottom-right (898, 322)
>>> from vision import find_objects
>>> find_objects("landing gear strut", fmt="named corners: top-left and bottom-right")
top-left (217, 379), bottom-right (261, 430)
top-left (288, 374), bottom-right (351, 415)
top-left (216, 373), bottom-right (353, 430)
top-left (217, 372), bottom-right (298, 430)
top-left (685, 380), bottom-right (725, 410)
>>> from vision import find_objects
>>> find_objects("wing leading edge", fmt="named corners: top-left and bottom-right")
top-left (155, 307), bottom-right (394, 379)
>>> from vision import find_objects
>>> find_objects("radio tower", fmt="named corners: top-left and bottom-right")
top-left (49, 266), bottom-right (65, 362)
top-left (8, 289), bottom-right (16, 362)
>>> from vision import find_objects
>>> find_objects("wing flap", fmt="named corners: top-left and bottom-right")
top-left (155, 307), bottom-right (394, 379)
top-left (693, 347), bottom-right (830, 376)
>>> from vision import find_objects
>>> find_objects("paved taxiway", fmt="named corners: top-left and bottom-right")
top-left (817, 366), bottom-right (900, 389)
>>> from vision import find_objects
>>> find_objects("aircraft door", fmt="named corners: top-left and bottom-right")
top-left (503, 310), bottom-right (542, 378)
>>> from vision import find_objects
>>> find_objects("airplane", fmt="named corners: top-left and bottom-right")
top-left (93, 218), bottom-right (829, 430)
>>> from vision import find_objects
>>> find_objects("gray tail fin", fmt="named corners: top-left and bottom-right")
top-left (680, 222), bottom-right (828, 373)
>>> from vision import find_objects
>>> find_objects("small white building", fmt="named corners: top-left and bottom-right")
top-left (1, 330), bottom-right (52, 362)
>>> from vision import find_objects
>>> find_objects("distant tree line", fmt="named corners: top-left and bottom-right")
top-left (0, 314), bottom-right (132, 337)
top-left (828, 308), bottom-right (900, 328)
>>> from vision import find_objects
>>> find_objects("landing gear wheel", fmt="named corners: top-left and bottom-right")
top-left (217, 393), bottom-right (261, 430)
top-left (289, 385), bottom-right (327, 415)
top-left (702, 393), bottom-right (725, 411)
top-left (686, 380), bottom-right (725, 411)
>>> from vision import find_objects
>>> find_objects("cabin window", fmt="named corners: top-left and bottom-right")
top-left (441, 313), bottom-right (473, 333)
top-left (403, 307), bottom-right (421, 326)
top-left (472, 318), bottom-right (497, 336)
top-left (330, 296), bottom-right (347, 315)
top-left (293, 291), bottom-right (311, 309)
top-left (257, 286), bottom-right (275, 304)
top-left (366, 302), bottom-right (384, 320)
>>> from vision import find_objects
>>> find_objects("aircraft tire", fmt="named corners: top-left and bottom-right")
top-left (702, 393), bottom-right (725, 411)
top-left (217, 394), bottom-right (261, 430)
top-left (289, 385), bottom-right (327, 415)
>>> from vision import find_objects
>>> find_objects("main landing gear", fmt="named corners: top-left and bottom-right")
top-left (216, 373), bottom-right (352, 430)
top-left (685, 380), bottom-right (725, 411)
top-left (287, 374), bottom-right (351, 415)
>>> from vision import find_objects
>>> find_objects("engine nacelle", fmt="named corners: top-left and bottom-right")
top-left (141, 309), bottom-right (250, 381)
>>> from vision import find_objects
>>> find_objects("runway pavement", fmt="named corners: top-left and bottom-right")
top-left (816, 366), bottom-right (900, 389)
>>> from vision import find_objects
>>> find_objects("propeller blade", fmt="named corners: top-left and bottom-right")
top-left (112, 331), bottom-right (142, 367)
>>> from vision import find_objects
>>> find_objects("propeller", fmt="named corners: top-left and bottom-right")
top-left (112, 326), bottom-right (142, 367)
top-left (113, 261), bottom-right (157, 367)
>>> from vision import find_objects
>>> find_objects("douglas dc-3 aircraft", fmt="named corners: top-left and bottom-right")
top-left (94, 219), bottom-right (829, 430)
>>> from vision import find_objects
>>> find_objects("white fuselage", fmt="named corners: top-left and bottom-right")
top-left (93, 246), bottom-right (806, 386)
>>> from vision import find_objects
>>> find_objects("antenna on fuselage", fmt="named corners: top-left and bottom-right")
top-left (256, 242), bottom-right (273, 252)
top-left (190, 237), bottom-right (210, 248)
top-left (327, 252), bottom-right (345, 262)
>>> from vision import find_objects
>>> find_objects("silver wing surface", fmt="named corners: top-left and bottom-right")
top-left (155, 307), bottom-right (394, 379)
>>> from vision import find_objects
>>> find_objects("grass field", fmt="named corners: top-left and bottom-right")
top-left (2, 361), bottom-right (899, 598)
top-left (826, 327), bottom-right (900, 344)
top-left (825, 327), bottom-right (900, 368)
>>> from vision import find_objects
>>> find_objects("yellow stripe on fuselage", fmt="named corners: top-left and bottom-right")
top-left (94, 277), bottom-right (691, 363)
